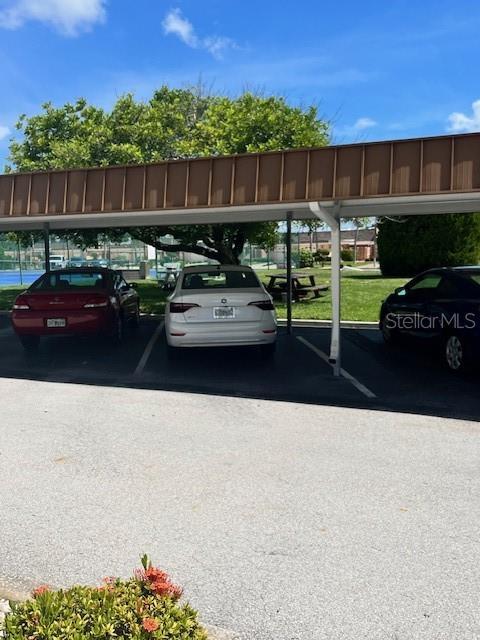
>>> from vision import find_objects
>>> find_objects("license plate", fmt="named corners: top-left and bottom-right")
top-left (213, 306), bottom-right (235, 319)
top-left (46, 318), bottom-right (66, 328)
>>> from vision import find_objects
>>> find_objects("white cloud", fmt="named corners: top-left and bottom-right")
top-left (0, 0), bottom-right (106, 36)
top-left (353, 117), bottom-right (377, 130)
top-left (162, 7), bottom-right (198, 48)
top-left (204, 36), bottom-right (236, 59)
top-left (335, 116), bottom-right (378, 139)
top-left (447, 99), bottom-right (480, 133)
top-left (162, 8), bottom-right (235, 59)
top-left (0, 125), bottom-right (10, 141)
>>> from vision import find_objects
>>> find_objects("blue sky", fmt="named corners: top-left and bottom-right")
top-left (0, 0), bottom-right (479, 168)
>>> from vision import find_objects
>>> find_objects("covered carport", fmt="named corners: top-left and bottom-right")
top-left (1, 131), bottom-right (480, 378)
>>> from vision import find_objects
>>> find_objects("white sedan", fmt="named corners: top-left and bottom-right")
top-left (165, 265), bottom-right (277, 355)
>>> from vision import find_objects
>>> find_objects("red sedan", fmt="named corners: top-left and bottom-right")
top-left (11, 268), bottom-right (140, 351)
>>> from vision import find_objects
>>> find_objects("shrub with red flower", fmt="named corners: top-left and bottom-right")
top-left (4, 556), bottom-right (206, 640)
top-left (150, 580), bottom-right (183, 599)
top-left (135, 555), bottom-right (183, 601)
top-left (142, 617), bottom-right (160, 632)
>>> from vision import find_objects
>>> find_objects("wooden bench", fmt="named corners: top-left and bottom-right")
top-left (266, 274), bottom-right (329, 302)
top-left (277, 284), bottom-right (329, 302)
top-left (295, 284), bottom-right (329, 299)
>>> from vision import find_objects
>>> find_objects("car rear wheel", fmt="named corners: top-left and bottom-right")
top-left (380, 318), bottom-right (399, 345)
top-left (130, 304), bottom-right (140, 329)
top-left (445, 334), bottom-right (469, 372)
top-left (19, 335), bottom-right (40, 352)
top-left (110, 314), bottom-right (124, 345)
top-left (260, 342), bottom-right (276, 358)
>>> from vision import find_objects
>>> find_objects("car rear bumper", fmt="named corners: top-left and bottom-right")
top-left (12, 309), bottom-right (112, 336)
top-left (166, 317), bottom-right (277, 348)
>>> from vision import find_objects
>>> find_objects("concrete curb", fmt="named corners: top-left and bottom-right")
top-left (278, 318), bottom-right (378, 330)
top-left (0, 586), bottom-right (30, 602)
top-left (204, 624), bottom-right (238, 640)
top-left (139, 314), bottom-right (379, 330)
top-left (0, 309), bottom-right (379, 330)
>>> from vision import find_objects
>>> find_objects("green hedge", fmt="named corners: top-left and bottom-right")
top-left (377, 213), bottom-right (480, 276)
top-left (340, 249), bottom-right (354, 262)
top-left (299, 249), bottom-right (314, 268)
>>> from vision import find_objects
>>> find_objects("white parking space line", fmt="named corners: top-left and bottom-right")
top-left (297, 336), bottom-right (377, 399)
top-left (134, 321), bottom-right (165, 377)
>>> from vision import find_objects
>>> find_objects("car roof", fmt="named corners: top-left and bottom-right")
top-left (45, 267), bottom-right (114, 274)
top-left (418, 266), bottom-right (480, 276)
top-left (181, 264), bottom-right (254, 273)
top-left (450, 266), bottom-right (480, 272)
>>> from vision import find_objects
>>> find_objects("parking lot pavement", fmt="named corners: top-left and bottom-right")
top-left (300, 327), bottom-right (480, 420)
top-left (0, 314), bottom-right (157, 385)
top-left (0, 314), bottom-right (479, 419)
top-left (1, 378), bottom-right (480, 640)
top-left (0, 315), bottom-right (364, 406)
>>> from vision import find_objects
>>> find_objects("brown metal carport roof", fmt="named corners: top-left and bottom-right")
top-left (2, 131), bottom-right (480, 378)
top-left (1, 132), bottom-right (480, 230)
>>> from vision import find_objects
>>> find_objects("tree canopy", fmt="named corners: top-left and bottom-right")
top-left (7, 88), bottom-right (329, 263)
top-left (377, 213), bottom-right (480, 276)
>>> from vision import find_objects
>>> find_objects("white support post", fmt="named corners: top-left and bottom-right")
top-left (309, 201), bottom-right (342, 376)
top-left (286, 211), bottom-right (293, 335)
top-left (43, 223), bottom-right (51, 273)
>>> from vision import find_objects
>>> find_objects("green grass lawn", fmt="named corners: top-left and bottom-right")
top-left (257, 268), bottom-right (408, 322)
top-left (0, 287), bottom-right (25, 313)
top-left (133, 281), bottom-right (168, 315)
top-left (0, 269), bottom-right (409, 322)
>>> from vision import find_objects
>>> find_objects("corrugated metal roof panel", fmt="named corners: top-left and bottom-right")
top-left (1, 132), bottom-right (479, 221)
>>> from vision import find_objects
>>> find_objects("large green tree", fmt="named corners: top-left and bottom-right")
top-left (377, 213), bottom-right (480, 276)
top-left (7, 88), bottom-right (329, 263)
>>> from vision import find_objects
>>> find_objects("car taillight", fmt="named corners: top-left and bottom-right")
top-left (13, 302), bottom-right (30, 310)
top-left (248, 300), bottom-right (275, 311)
top-left (170, 302), bottom-right (200, 313)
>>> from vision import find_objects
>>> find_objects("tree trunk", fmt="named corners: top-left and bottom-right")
top-left (130, 225), bottom-right (246, 265)
top-left (353, 226), bottom-right (359, 264)
top-left (137, 238), bottom-right (242, 265)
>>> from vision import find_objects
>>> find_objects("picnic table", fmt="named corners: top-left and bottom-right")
top-left (266, 273), bottom-right (329, 302)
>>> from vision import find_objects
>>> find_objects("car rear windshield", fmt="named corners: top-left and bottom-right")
top-left (182, 270), bottom-right (260, 289)
top-left (31, 272), bottom-right (107, 291)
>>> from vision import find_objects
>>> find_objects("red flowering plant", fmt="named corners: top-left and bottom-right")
top-left (3, 555), bottom-right (207, 639)
top-left (134, 554), bottom-right (184, 601)
top-left (32, 585), bottom-right (50, 598)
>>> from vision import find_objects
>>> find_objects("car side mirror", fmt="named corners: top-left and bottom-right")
top-left (395, 287), bottom-right (407, 296)
top-left (129, 283), bottom-right (138, 290)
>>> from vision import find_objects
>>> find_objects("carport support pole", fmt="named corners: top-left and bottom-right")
top-left (43, 223), bottom-right (50, 273)
top-left (309, 202), bottom-right (342, 376)
top-left (286, 211), bottom-right (293, 335)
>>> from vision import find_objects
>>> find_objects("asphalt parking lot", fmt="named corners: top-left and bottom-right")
top-left (1, 379), bottom-right (480, 640)
top-left (0, 313), bottom-right (479, 421)
top-left (2, 314), bottom-right (480, 639)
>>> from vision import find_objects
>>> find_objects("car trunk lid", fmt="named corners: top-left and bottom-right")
top-left (176, 289), bottom-right (269, 323)
top-left (21, 290), bottom-right (108, 312)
